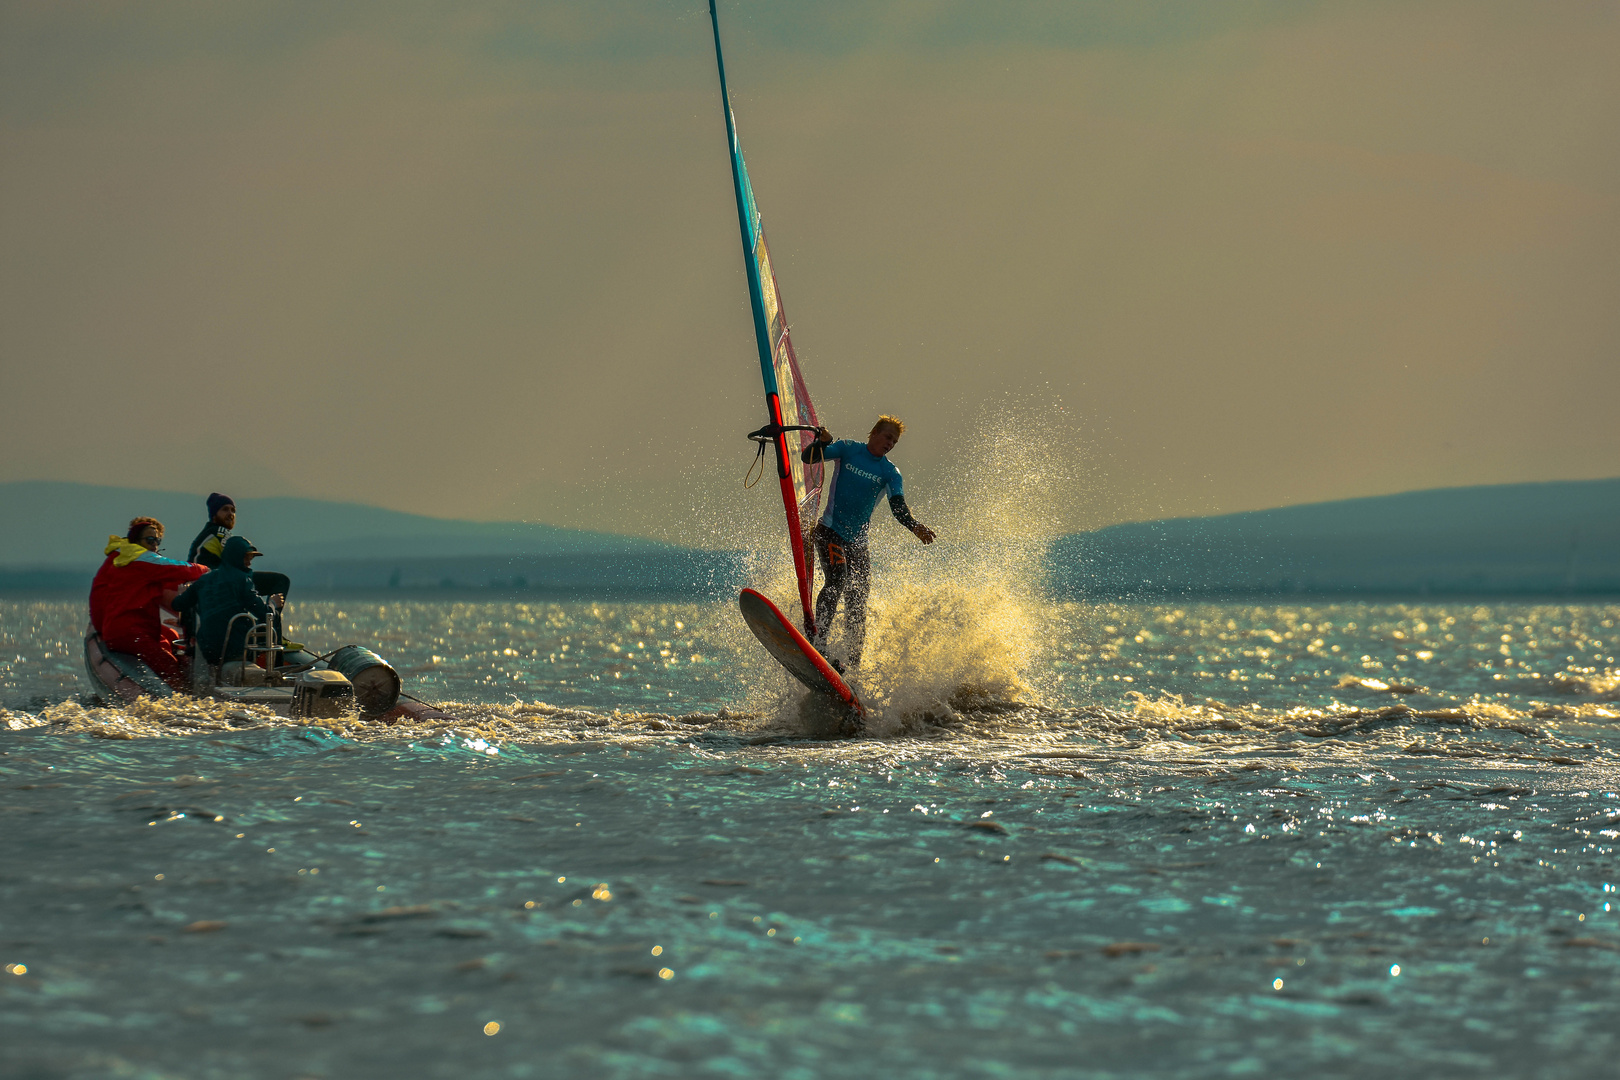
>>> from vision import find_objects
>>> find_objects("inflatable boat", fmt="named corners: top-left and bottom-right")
top-left (82, 573), bottom-right (456, 725)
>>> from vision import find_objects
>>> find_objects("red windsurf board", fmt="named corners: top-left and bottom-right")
top-left (737, 588), bottom-right (864, 719)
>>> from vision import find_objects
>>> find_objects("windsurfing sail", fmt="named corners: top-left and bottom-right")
top-left (707, 0), bottom-right (825, 637)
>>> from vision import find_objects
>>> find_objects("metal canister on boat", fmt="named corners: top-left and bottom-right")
top-left (326, 645), bottom-right (401, 715)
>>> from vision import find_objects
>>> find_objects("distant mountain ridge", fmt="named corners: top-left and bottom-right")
top-left (0, 481), bottom-right (752, 599)
top-left (1048, 478), bottom-right (1620, 598)
top-left (0, 481), bottom-right (671, 567)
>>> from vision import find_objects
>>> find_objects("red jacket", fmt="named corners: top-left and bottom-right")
top-left (89, 537), bottom-right (207, 645)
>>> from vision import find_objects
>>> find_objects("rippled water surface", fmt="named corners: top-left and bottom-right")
top-left (3, 597), bottom-right (1619, 1078)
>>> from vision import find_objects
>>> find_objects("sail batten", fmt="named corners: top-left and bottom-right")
top-left (708, 1), bottom-right (824, 634)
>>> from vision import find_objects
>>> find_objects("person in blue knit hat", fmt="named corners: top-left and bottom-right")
top-left (186, 493), bottom-right (235, 568)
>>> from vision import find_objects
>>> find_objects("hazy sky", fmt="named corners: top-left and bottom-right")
top-left (3, 0), bottom-right (1616, 544)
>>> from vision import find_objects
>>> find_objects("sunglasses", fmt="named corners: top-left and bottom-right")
top-left (139, 535), bottom-right (162, 547)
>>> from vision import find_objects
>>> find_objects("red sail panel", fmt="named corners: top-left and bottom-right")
top-left (755, 230), bottom-right (825, 544)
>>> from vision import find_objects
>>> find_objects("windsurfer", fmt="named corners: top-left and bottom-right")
top-left (801, 415), bottom-right (935, 668)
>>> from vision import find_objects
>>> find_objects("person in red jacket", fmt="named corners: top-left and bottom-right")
top-left (89, 517), bottom-right (207, 690)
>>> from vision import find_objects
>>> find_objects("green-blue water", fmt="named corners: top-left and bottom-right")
top-left (3, 598), bottom-right (1618, 1077)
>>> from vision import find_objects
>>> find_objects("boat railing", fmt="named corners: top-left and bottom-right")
top-left (218, 611), bottom-right (283, 685)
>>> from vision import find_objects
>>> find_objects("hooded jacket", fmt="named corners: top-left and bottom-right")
top-left (88, 537), bottom-right (207, 645)
top-left (171, 536), bottom-right (271, 663)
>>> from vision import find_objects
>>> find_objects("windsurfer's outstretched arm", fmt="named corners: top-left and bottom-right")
top-left (889, 495), bottom-right (935, 544)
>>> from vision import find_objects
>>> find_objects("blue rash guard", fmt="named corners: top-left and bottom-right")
top-left (816, 440), bottom-right (905, 543)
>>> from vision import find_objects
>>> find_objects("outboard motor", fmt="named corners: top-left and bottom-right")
top-left (292, 669), bottom-right (356, 720)
top-left (326, 645), bottom-right (401, 715)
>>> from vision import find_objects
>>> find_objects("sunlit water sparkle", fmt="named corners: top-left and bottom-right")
top-left (3, 597), bottom-right (1618, 1077)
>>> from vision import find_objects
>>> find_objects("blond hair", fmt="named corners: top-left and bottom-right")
top-left (872, 414), bottom-right (906, 436)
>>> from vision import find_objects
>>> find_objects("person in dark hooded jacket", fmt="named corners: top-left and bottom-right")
top-left (172, 535), bottom-right (273, 665)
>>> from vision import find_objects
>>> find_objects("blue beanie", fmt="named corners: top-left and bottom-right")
top-left (207, 492), bottom-right (234, 517)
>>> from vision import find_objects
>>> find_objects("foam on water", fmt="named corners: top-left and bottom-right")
top-left (6, 597), bottom-right (1615, 775)
top-left (856, 579), bottom-right (1035, 728)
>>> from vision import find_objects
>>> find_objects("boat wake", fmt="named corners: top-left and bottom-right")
top-left (6, 687), bottom-right (1612, 774)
